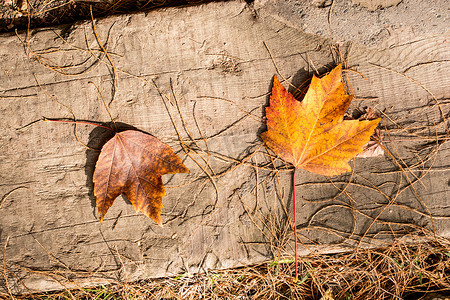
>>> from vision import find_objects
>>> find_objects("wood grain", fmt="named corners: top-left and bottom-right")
top-left (0, 0), bottom-right (449, 293)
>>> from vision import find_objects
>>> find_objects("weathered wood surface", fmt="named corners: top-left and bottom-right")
top-left (1, 0), bottom-right (449, 293)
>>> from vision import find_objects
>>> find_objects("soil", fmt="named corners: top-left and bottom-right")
top-left (259, 0), bottom-right (449, 47)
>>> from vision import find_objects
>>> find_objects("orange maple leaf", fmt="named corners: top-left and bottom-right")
top-left (93, 130), bottom-right (189, 225)
top-left (261, 65), bottom-right (381, 176)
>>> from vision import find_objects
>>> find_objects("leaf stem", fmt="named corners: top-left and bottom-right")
top-left (293, 167), bottom-right (298, 282)
top-left (43, 117), bottom-right (114, 131)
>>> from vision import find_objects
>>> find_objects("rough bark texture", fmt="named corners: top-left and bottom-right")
top-left (0, 0), bottom-right (449, 293)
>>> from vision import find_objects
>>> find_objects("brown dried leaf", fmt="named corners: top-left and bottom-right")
top-left (93, 130), bottom-right (189, 225)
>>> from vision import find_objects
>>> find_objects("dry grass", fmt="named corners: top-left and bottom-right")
top-left (0, 0), bottom-right (220, 32)
top-left (3, 238), bottom-right (448, 299)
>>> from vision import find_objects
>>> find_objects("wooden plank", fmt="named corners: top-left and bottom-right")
top-left (0, 0), bottom-right (449, 293)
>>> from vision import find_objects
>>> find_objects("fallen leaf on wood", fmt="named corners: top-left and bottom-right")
top-left (357, 140), bottom-right (384, 158)
top-left (261, 64), bottom-right (381, 281)
top-left (347, 108), bottom-right (384, 158)
top-left (357, 121), bottom-right (384, 158)
top-left (93, 130), bottom-right (189, 225)
top-left (261, 64), bottom-right (381, 176)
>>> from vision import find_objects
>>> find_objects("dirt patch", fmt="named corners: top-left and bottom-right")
top-left (352, 0), bottom-right (403, 11)
top-left (259, 0), bottom-right (449, 47)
